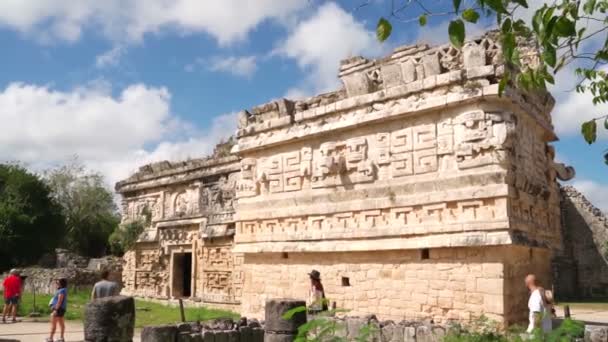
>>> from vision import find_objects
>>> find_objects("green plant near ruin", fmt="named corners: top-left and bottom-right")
top-left (444, 316), bottom-right (584, 342)
top-left (373, 0), bottom-right (608, 163)
top-left (282, 304), bottom-right (584, 342)
top-left (283, 305), bottom-right (378, 342)
top-left (108, 217), bottom-right (146, 256)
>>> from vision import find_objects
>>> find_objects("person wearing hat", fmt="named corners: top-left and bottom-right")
top-left (2, 269), bottom-right (22, 323)
top-left (307, 270), bottom-right (328, 315)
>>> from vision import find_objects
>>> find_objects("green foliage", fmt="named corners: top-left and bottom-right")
top-left (0, 164), bottom-right (65, 272)
top-left (372, 0), bottom-right (608, 161)
top-left (462, 9), bottom-right (480, 24)
top-left (376, 17), bottom-right (392, 42)
top-left (448, 19), bottom-right (465, 48)
top-left (444, 317), bottom-right (584, 342)
top-left (108, 219), bottom-right (145, 256)
top-left (44, 159), bottom-right (119, 257)
top-left (284, 307), bottom-right (584, 342)
top-left (419, 14), bottom-right (427, 26)
top-left (582, 119), bottom-right (598, 144)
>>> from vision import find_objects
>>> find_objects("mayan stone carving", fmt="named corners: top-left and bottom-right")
top-left (115, 153), bottom-right (242, 308)
top-left (116, 31), bottom-right (577, 326)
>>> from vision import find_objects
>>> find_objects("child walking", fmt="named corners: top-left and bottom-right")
top-left (46, 278), bottom-right (68, 342)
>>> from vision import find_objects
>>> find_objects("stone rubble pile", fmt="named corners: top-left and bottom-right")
top-left (141, 318), bottom-right (265, 342)
top-left (139, 316), bottom-right (449, 342)
top-left (0, 249), bottom-right (123, 295)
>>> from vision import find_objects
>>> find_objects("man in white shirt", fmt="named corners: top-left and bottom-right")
top-left (525, 274), bottom-right (552, 334)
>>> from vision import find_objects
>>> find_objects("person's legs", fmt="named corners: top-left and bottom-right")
top-left (49, 314), bottom-right (57, 341)
top-left (2, 301), bottom-right (8, 322)
top-left (58, 317), bottom-right (65, 340)
top-left (10, 299), bottom-right (18, 321)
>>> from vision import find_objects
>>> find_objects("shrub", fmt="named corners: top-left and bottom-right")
top-left (108, 219), bottom-right (145, 256)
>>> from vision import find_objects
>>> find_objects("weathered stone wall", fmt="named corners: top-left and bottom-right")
top-left (233, 32), bottom-right (563, 325)
top-left (0, 250), bottom-right (122, 295)
top-left (240, 246), bottom-right (550, 326)
top-left (115, 31), bottom-right (583, 326)
top-left (1, 267), bottom-right (100, 295)
top-left (555, 186), bottom-right (608, 299)
top-left (116, 152), bottom-right (243, 310)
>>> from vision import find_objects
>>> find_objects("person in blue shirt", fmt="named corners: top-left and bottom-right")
top-left (46, 278), bottom-right (67, 342)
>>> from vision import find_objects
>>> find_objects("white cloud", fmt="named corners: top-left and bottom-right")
top-left (0, 0), bottom-right (308, 45)
top-left (0, 82), bottom-right (235, 188)
top-left (187, 56), bottom-right (258, 78)
top-left (209, 56), bottom-right (257, 78)
top-left (276, 2), bottom-right (384, 97)
top-left (96, 45), bottom-right (126, 68)
top-left (571, 179), bottom-right (608, 213)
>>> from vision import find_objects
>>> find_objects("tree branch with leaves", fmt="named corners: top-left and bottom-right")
top-left (375, 0), bottom-right (608, 164)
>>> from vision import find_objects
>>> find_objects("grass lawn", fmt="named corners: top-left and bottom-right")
top-left (4, 288), bottom-right (238, 328)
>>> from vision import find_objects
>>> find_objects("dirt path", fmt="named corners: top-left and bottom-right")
top-left (0, 320), bottom-right (141, 342)
top-left (558, 304), bottom-right (608, 325)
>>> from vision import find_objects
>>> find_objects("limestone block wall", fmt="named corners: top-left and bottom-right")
top-left (240, 246), bottom-right (549, 326)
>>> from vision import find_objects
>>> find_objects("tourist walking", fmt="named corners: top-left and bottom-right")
top-left (525, 274), bottom-right (552, 334)
top-left (307, 270), bottom-right (328, 315)
top-left (2, 269), bottom-right (22, 323)
top-left (91, 270), bottom-right (119, 300)
top-left (46, 278), bottom-right (68, 342)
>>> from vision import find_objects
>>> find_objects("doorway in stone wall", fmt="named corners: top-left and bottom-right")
top-left (172, 252), bottom-right (192, 298)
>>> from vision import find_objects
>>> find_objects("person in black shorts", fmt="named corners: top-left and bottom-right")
top-left (46, 278), bottom-right (68, 342)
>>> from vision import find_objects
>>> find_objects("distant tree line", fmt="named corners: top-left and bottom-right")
top-left (0, 160), bottom-right (121, 272)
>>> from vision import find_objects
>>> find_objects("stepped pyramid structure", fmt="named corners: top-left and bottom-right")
top-left (116, 31), bottom-right (582, 325)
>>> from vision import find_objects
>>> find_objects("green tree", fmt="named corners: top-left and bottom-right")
top-left (108, 219), bottom-right (146, 256)
top-left (44, 159), bottom-right (119, 257)
top-left (0, 164), bottom-right (65, 272)
top-left (374, 0), bottom-right (608, 163)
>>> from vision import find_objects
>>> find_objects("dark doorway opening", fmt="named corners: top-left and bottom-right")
top-left (173, 252), bottom-right (192, 298)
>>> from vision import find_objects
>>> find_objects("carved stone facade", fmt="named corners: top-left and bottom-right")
top-left (117, 31), bottom-right (579, 325)
top-left (232, 31), bottom-right (564, 326)
top-left (116, 155), bottom-right (242, 309)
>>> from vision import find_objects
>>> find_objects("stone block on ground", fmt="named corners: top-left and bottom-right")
top-left (585, 325), bottom-right (608, 342)
top-left (141, 325), bottom-right (178, 342)
top-left (264, 332), bottom-right (297, 342)
top-left (264, 299), bottom-right (306, 333)
top-left (84, 295), bottom-right (135, 342)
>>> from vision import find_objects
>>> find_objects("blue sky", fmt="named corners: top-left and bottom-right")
top-left (0, 0), bottom-right (606, 210)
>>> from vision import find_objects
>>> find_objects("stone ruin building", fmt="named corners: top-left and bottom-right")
top-left (115, 31), bottom-right (605, 326)
top-left (116, 142), bottom-right (242, 310)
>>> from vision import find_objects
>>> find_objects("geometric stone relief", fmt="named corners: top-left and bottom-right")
top-left (236, 110), bottom-right (520, 199)
top-left (453, 110), bottom-right (516, 170)
top-left (237, 198), bottom-right (503, 239)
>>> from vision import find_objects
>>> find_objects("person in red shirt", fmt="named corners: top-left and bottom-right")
top-left (2, 269), bottom-right (22, 323)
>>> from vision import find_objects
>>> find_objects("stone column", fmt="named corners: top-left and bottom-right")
top-left (264, 299), bottom-right (307, 342)
top-left (84, 296), bottom-right (135, 342)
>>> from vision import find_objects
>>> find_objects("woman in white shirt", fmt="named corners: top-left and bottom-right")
top-left (307, 270), bottom-right (328, 314)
